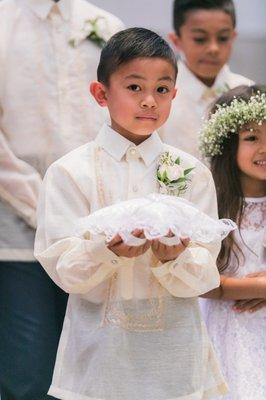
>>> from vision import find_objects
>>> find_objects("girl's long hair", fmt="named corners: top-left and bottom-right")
top-left (208, 84), bottom-right (266, 273)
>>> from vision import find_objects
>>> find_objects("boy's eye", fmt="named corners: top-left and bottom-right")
top-left (193, 37), bottom-right (206, 44)
top-left (218, 36), bottom-right (230, 43)
top-left (127, 84), bottom-right (141, 92)
top-left (157, 86), bottom-right (169, 94)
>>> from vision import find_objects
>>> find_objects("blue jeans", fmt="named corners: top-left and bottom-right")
top-left (0, 261), bottom-right (68, 400)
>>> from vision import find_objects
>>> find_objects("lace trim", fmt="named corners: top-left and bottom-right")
top-left (240, 200), bottom-right (266, 231)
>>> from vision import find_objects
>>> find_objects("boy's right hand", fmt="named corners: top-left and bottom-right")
top-left (107, 229), bottom-right (151, 258)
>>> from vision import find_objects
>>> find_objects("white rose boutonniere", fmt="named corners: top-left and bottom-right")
top-left (69, 17), bottom-right (109, 48)
top-left (157, 152), bottom-right (194, 196)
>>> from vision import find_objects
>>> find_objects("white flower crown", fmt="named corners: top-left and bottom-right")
top-left (199, 91), bottom-right (266, 157)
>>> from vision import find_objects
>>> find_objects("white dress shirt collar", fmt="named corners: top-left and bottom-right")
top-left (177, 60), bottom-right (230, 102)
top-left (95, 124), bottom-right (164, 167)
top-left (23, 0), bottom-right (71, 20)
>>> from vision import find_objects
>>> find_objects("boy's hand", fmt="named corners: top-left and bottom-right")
top-left (233, 299), bottom-right (266, 313)
top-left (151, 233), bottom-right (190, 263)
top-left (107, 229), bottom-right (151, 258)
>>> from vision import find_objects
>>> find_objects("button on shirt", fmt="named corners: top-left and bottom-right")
top-left (159, 60), bottom-right (253, 159)
top-left (34, 124), bottom-right (227, 400)
top-left (0, 0), bottom-right (123, 260)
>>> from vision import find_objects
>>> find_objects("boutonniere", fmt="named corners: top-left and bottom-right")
top-left (157, 152), bottom-right (194, 196)
top-left (202, 83), bottom-right (230, 102)
top-left (69, 17), bottom-right (109, 48)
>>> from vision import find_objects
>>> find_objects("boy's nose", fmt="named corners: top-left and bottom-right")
top-left (208, 40), bottom-right (219, 54)
top-left (140, 95), bottom-right (157, 108)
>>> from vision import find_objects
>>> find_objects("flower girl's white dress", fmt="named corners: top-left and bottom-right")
top-left (202, 197), bottom-right (266, 400)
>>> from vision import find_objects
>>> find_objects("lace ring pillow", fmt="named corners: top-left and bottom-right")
top-left (76, 193), bottom-right (237, 246)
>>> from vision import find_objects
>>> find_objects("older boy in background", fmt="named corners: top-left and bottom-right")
top-left (160, 0), bottom-right (253, 159)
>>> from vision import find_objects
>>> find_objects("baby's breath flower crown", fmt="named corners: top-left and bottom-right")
top-left (199, 91), bottom-right (266, 157)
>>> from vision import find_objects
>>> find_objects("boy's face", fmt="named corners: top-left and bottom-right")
top-left (91, 57), bottom-right (176, 144)
top-left (170, 10), bottom-right (236, 86)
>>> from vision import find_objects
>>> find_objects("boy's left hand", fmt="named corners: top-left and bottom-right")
top-left (151, 233), bottom-right (190, 263)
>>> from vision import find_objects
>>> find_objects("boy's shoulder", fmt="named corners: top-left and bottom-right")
top-left (162, 143), bottom-right (212, 178)
top-left (176, 61), bottom-right (254, 92)
top-left (226, 69), bottom-right (254, 88)
top-left (47, 140), bottom-right (97, 177)
top-left (161, 144), bottom-right (215, 204)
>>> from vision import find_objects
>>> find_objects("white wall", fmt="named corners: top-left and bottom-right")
top-left (90, 0), bottom-right (266, 83)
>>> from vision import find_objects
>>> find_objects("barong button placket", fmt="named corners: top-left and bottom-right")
top-left (126, 147), bottom-right (141, 162)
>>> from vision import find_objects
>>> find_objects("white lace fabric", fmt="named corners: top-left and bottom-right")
top-left (202, 197), bottom-right (266, 400)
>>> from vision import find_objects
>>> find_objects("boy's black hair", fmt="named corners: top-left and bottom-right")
top-left (173, 0), bottom-right (236, 35)
top-left (97, 27), bottom-right (178, 86)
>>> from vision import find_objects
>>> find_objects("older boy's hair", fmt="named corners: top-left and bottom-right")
top-left (97, 27), bottom-right (178, 86)
top-left (173, 0), bottom-right (236, 35)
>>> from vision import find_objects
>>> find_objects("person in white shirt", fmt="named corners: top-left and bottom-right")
top-left (0, 0), bottom-right (123, 398)
top-left (159, 0), bottom-right (253, 159)
top-left (35, 27), bottom-right (228, 400)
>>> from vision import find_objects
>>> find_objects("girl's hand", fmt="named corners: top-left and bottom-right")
top-left (107, 229), bottom-right (151, 258)
top-left (233, 299), bottom-right (266, 313)
top-left (151, 233), bottom-right (190, 263)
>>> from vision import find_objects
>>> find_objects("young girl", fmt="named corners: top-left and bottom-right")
top-left (200, 84), bottom-right (266, 399)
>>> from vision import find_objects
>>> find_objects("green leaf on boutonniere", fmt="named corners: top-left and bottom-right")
top-left (175, 157), bottom-right (180, 165)
top-left (176, 177), bottom-right (187, 183)
top-left (184, 167), bottom-right (194, 176)
top-left (164, 170), bottom-right (169, 181)
top-left (87, 31), bottom-right (106, 48)
top-left (69, 39), bottom-right (75, 47)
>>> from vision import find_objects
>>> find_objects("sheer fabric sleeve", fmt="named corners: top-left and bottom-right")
top-left (152, 162), bottom-right (220, 297)
top-left (34, 162), bottom-right (127, 294)
top-left (0, 129), bottom-right (42, 228)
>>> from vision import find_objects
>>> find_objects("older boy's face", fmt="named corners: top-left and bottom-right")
top-left (103, 57), bottom-right (176, 143)
top-left (172, 10), bottom-right (236, 86)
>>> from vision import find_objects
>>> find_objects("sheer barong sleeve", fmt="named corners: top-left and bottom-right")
top-left (34, 162), bottom-right (128, 295)
top-left (0, 129), bottom-right (42, 228)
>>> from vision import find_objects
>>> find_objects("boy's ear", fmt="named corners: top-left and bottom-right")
top-left (172, 87), bottom-right (177, 100)
top-left (90, 81), bottom-right (108, 107)
top-left (232, 30), bottom-right (237, 42)
top-left (168, 32), bottom-right (182, 51)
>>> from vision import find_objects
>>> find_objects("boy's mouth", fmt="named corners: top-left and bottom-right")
top-left (136, 114), bottom-right (158, 120)
top-left (200, 59), bottom-right (220, 66)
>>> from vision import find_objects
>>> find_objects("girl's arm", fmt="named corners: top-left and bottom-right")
top-left (202, 274), bottom-right (266, 300)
